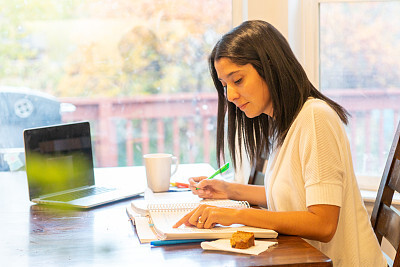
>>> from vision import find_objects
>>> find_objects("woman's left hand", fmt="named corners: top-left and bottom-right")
top-left (172, 204), bottom-right (238, 229)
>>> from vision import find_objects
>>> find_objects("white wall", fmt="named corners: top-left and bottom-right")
top-left (231, 0), bottom-right (303, 183)
top-left (233, 0), bottom-right (288, 35)
top-left (232, 1), bottom-right (394, 261)
top-left (232, 0), bottom-right (317, 85)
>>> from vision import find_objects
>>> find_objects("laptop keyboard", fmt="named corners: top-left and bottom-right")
top-left (43, 187), bottom-right (115, 202)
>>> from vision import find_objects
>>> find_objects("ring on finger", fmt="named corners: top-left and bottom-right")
top-left (198, 217), bottom-right (204, 224)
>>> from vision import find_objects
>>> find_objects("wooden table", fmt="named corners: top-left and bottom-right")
top-left (0, 165), bottom-right (332, 267)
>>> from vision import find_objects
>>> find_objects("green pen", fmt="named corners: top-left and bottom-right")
top-left (196, 162), bottom-right (230, 190)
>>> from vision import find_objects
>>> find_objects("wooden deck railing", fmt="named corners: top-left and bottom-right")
top-left (60, 89), bottom-right (400, 175)
top-left (60, 93), bottom-right (218, 167)
top-left (324, 89), bottom-right (400, 174)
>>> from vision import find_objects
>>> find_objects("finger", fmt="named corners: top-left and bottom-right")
top-left (195, 184), bottom-right (215, 199)
top-left (189, 183), bottom-right (201, 194)
top-left (188, 205), bottom-right (208, 226)
top-left (193, 176), bottom-right (208, 182)
top-left (194, 205), bottom-right (214, 229)
top-left (188, 177), bottom-right (197, 187)
top-left (195, 178), bottom-right (214, 190)
top-left (189, 176), bottom-right (207, 186)
top-left (172, 208), bottom-right (197, 228)
top-left (195, 216), bottom-right (204, 229)
top-left (188, 177), bottom-right (205, 194)
top-left (196, 189), bottom-right (213, 199)
top-left (202, 207), bottom-right (214, 229)
top-left (203, 218), bottom-right (215, 229)
top-left (190, 185), bottom-right (199, 195)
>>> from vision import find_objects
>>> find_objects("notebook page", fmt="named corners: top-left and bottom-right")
top-left (148, 199), bottom-right (249, 236)
top-left (148, 200), bottom-right (278, 240)
top-left (148, 199), bottom-right (249, 211)
top-left (135, 216), bottom-right (158, 243)
top-left (150, 210), bottom-right (277, 240)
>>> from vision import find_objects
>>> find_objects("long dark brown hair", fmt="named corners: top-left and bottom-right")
top-left (209, 20), bottom-right (349, 169)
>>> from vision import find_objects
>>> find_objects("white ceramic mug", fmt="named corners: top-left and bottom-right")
top-left (143, 153), bottom-right (179, 192)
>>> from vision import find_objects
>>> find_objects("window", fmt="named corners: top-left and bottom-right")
top-left (318, 0), bottom-right (400, 187)
top-left (0, 0), bottom-right (232, 171)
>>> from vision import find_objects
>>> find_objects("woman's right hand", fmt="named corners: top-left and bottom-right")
top-left (188, 176), bottom-right (229, 199)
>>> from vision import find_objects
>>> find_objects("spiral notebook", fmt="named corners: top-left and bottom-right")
top-left (127, 196), bottom-right (278, 243)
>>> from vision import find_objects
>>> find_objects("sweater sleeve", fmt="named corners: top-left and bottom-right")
top-left (298, 101), bottom-right (345, 207)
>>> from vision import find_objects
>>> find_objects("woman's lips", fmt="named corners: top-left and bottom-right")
top-left (239, 103), bottom-right (248, 111)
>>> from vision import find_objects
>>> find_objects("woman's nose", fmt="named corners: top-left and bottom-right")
top-left (226, 85), bottom-right (239, 102)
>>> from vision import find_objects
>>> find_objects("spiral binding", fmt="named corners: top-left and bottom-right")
top-left (148, 200), bottom-right (250, 212)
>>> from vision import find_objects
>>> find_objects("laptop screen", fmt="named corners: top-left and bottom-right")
top-left (24, 122), bottom-right (95, 200)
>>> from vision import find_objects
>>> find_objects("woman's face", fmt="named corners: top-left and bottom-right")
top-left (214, 57), bottom-right (273, 118)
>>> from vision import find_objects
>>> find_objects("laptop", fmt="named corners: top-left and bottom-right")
top-left (23, 121), bottom-right (144, 208)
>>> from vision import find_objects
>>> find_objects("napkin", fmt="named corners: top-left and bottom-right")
top-left (201, 239), bottom-right (277, 255)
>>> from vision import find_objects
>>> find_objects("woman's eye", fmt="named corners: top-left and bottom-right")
top-left (234, 78), bottom-right (242, 84)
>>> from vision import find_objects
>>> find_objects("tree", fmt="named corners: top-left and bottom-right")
top-left (0, 0), bottom-right (232, 97)
top-left (320, 2), bottom-right (400, 90)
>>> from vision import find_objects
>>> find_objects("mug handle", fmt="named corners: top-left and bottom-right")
top-left (171, 156), bottom-right (179, 176)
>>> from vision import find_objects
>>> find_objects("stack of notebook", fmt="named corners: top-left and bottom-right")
top-left (126, 191), bottom-right (278, 243)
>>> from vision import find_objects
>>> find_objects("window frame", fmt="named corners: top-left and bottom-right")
top-left (0, 1), bottom-right (234, 172)
top-left (301, 0), bottom-right (398, 190)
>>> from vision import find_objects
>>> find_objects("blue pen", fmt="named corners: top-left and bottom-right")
top-left (150, 239), bottom-right (206, 246)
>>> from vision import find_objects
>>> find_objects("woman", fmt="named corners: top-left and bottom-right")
top-left (173, 20), bottom-right (386, 266)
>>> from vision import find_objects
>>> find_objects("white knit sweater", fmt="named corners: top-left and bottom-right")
top-left (264, 98), bottom-right (386, 267)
